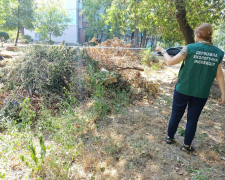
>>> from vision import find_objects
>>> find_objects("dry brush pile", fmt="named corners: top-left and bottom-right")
top-left (0, 40), bottom-right (165, 125)
top-left (87, 37), bottom-right (142, 70)
top-left (0, 45), bottom-right (143, 124)
top-left (87, 37), bottom-right (161, 96)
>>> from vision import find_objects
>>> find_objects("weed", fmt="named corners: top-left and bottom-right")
top-left (211, 143), bottom-right (224, 153)
top-left (100, 167), bottom-right (105, 172)
top-left (150, 62), bottom-right (162, 71)
top-left (19, 134), bottom-right (47, 177)
top-left (177, 127), bottom-right (185, 136)
top-left (156, 98), bottom-right (162, 111)
top-left (0, 172), bottom-right (5, 178)
top-left (39, 134), bottom-right (46, 163)
top-left (192, 175), bottom-right (209, 180)
top-left (186, 160), bottom-right (212, 180)
top-left (19, 98), bottom-right (36, 126)
top-left (87, 60), bottom-right (131, 119)
top-left (191, 168), bottom-right (210, 180)
top-left (197, 132), bottom-right (208, 143)
top-left (141, 48), bottom-right (153, 65)
top-left (104, 139), bottom-right (121, 155)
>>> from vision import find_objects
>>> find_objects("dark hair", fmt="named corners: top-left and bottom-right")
top-left (195, 23), bottom-right (213, 42)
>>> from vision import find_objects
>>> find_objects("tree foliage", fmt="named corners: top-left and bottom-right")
top-left (0, 0), bottom-right (36, 46)
top-left (35, 0), bottom-right (71, 40)
top-left (213, 19), bottom-right (225, 50)
top-left (0, 0), bottom-right (17, 25)
top-left (82, 0), bottom-right (113, 41)
top-left (149, 0), bottom-right (225, 44)
top-left (0, 0), bottom-right (35, 30)
top-left (83, 0), bottom-right (225, 45)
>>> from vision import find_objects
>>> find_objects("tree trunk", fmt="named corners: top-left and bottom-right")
top-left (15, 27), bottom-right (20, 46)
top-left (131, 32), bottom-right (134, 40)
top-left (151, 36), bottom-right (157, 49)
top-left (175, 0), bottom-right (194, 44)
top-left (133, 21), bottom-right (139, 48)
top-left (150, 37), bottom-right (154, 49)
top-left (134, 28), bottom-right (139, 48)
top-left (15, 1), bottom-right (20, 46)
top-left (145, 37), bottom-right (149, 47)
top-left (141, 29), bottom-right (147, 48)
top-left (154, 37), bottom-right (158, 49)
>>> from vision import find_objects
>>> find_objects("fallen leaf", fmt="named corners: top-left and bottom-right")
top-left (76, 124), bottom-right (81, 128)
top-left (176, 167), bottom-right (184, 175)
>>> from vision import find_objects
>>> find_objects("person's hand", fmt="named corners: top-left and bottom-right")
top-left (218, 93), bottom-right (225, 105)
top-left (156, 46), bottom-right (164, 52)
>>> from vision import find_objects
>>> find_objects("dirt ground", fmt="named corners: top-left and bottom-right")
top-left (0, 47), bottom-right (225, 179)
top-left (64, 61), bottom-right (225, 179)
top-left (65, 56), bottom-right (225, 179)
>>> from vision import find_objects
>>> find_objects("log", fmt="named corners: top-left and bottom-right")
top-left (116, 67), bottom-right (144, 71)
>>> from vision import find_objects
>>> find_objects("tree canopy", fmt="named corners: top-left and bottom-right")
top-left (82, 0), bottom-right (225, 46)
top-left (82, 0), bottom-right (113, 41)
top-left (0, 0), bottom-right (36, 45)
top-left (35, 0), bottom-right (71, 40)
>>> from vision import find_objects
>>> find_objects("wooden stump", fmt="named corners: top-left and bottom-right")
top-left (105, 77), bottom-right (117, 86)
top-left (6, 46), bottom-right (20, 51)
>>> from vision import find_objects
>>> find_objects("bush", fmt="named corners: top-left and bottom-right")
top-left (0, 32), bottom-right (10, 47)
top-left (0, 32), bottom-right (10, 41)
top-left (48, 40), bottom-right (54, 45)
top-left (20, 34), bottom-right (33, 44)
top-left (87, 60), bottom-right (132, 118)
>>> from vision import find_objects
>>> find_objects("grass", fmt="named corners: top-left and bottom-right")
top-left (0, 46), bottom-right (225, 179)
top-left (2, 98), bottom-right (225, 179)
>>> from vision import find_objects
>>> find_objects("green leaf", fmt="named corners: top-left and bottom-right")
top-left (177, 127), bottom-right (185, 136)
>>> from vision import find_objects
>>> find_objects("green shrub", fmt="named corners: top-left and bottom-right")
top-left (141, 48), bottom-right (153, 65)
top-left (141, 49), bottom-right (161, 70)
top-left (177, 127), bottom-right (185, 136)
top-left (23, 35), bottom-right (33, 41)
top-left (48, 40), bottom-right (54, 45)
top-left (19, 98), bottom-right (36, 125)
top-left (0, 32), bottom-right (10, 41)
top-left (0, 32), bottom-right (10, 47)
top-left (87, 61), bottom-right (131, 119)
top-left (20, 34), bottom-right (33, 44)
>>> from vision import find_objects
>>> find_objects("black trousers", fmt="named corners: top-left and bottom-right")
top-left (167, 89), bottom-right (208, 145)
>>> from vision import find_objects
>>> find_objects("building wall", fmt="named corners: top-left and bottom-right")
top-left (24, 26), bottom-right (78, 45)
top-left (51, 25), bottom-right (78, 44)
top-left (78, 8), bottom-right (88, 44)
top-left (24, 0), bottom-right (87, 45)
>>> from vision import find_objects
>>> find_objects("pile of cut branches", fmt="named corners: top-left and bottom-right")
top-left (0, 45), bottom-right (89, 121)
top-left (86, 37), bottom-right (160, 96)
top-left (87, 37), bottom-right (142, 71)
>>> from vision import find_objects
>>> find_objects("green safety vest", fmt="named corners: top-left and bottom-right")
top-left (176, 42), bottom-right (224, 99)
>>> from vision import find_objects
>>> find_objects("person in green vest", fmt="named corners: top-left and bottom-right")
top-left (156, 23), bottom-right (225, 152)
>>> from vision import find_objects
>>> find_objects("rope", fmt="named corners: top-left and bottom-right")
top-left (27, 44), bottom-right (152, 50)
